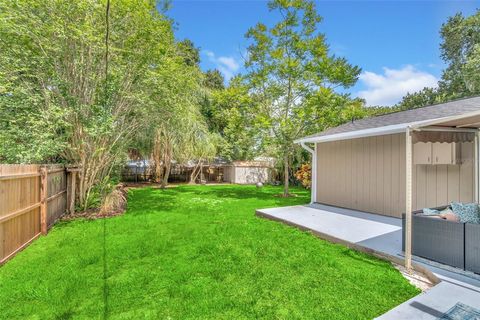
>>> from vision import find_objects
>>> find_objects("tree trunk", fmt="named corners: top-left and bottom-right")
top-left (154, 160), bottom-right (163, 183)
top-left (189, 170), bottom-right (195, 184)
top-left (189, 165), bottom-right (199, 184)
top-left (190, 161), bottom-right (203, 184)
top-left (161, 144), bottom-right (172, 189)
top-left (152, 131), bottom-right (163, 183)
top-left (161, 161), bottom-right (170, 188)
top-left (283, 153), bottom-right (289, 197)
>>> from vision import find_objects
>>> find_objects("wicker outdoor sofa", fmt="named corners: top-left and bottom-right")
top-left (402, 207), bottom-right (480, 274)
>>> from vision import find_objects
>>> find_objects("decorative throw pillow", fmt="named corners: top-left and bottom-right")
top-left (422, 208), bottom-right (440, 216)
top-left (440, 207), bottom-right (454, 215)
top-left (450, 202), bottom-right (480, 224)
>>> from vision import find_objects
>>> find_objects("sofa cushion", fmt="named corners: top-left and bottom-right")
top-left (450, 202), bottom-right (480, 224)
top-left (425, 215), bottom-right (444, 219)
top-left (440, 212), bottom-right (460, 222)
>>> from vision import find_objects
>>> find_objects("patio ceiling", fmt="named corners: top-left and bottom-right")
top-left (412, 110), bottom-right (480, 130)
top-left (405, 109), bottom-right (480, 271)
top-left (428, 114), bottom-right (480, 128)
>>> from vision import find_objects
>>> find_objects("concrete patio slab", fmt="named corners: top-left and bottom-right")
top-left (256, 203), bottom-right (480, 319)
top-left (377, 282), bottom-right (480, 320)
top-left (258, 205), bottom-right (401, 243)
top-left (257, 204), bottom-right (480, 287)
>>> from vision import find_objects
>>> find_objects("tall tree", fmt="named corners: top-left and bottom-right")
top-left (397, 87), bottom-right (444, 110)
top-left (396, 10), bottom-right (480, 110)
top-left (137, 48), bottom-right (209, 188)
top-left (244, 0), bottom-right (361, 196)
top-left (439, 10), bottom-right (480, 97)
top-left (201, 69), bottom-right (226, 132)
top-left (177, 39), bottom-right (201, 67)
top-left (131, 36), bottom-right (221, 188)
top-left (211, 76), bottom-right (258, 161)
top-left (0, 0), bottom-right (177, 208)
top-left (204, 69), bottom-right (225, 90)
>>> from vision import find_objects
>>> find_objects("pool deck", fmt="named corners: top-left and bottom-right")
top-left (256, 203), bottom-right (480, 319)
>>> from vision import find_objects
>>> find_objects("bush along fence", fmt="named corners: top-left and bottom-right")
top-left (0, 164), bottom-right (80, 264)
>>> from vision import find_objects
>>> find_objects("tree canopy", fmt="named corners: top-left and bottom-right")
top-left (397, 9), bottom-right (480, 110)
top-left (0, 0), bottom-right (213, 206)
top-left (243, 0), bottom-right (361, 195)
top-left (5, 0), bottom-right (472, 205)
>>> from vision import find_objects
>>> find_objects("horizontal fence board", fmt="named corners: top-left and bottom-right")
top-left (0, 164), bottom-right (70, 263)
top-left (0, 234), bottom-right (40, 265)
top-left (0, 173), bottom-right (41, 181)
top-left (1, 209), bottom-right (40, 260)
top-left (0, 203), bottom-right (41, 224)
top-left (0, 177), bottom-right (40, 218)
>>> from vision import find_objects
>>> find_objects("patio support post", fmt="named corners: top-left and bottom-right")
top-left (313, 143), bottom-right (317, 203)
top-left (301, 142), bottom-right (317, 204)
top-left (405, 127), bottom-right (413, 272)
top-left (475, 130), bottom-right (479, 203)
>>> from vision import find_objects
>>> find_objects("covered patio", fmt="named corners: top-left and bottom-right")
top-left (256, 203), bottom-right (480, 319)
top-left (259, 99), bottom-right (480, 318)
top-left (402, 111), bottom-right (480, 273)
top-left (295, 104), bottom-right (480, 275)
top-left (257, 203), bottom-right (480, 288)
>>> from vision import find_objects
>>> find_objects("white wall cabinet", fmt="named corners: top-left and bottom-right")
top-left (413, 142), bottom-right (432, 164)
top-left (413, 142), bottom-right (461, 165)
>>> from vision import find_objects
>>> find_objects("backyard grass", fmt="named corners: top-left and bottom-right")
top-left (0, 185), bottom-right (419, 319)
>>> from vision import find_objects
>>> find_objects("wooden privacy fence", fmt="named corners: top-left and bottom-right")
top-left (0, 164), bottom-right (79, 264)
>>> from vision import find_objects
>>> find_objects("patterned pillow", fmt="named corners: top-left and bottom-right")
top-left (440, 207), bottom-right (454, 215)
top-left (450, 202), bottom-right (480, 224)
top-left (422, 208), bottom-right (440, 216)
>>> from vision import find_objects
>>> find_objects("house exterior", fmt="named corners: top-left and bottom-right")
top-left (315, 133), bottom-right (474, 218)
top-left (297, 96), bottom-right (480, 217)
top-left (295, 96), bottom-right (480, 269)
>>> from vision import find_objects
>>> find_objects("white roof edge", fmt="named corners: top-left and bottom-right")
top-left (294, 122), bottom-right (410, 144)
top-left (295, 109), bottom-right (480, 144)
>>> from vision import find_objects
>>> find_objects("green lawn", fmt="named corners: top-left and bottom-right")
top-left (0, 185), bottom-right (419, 319)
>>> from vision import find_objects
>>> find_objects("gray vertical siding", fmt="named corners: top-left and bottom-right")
top-left (316, 134), bottom-right (474, 218)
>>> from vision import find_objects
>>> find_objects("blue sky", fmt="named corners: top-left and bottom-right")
top-left (166, 1), bottom-right (479, 106)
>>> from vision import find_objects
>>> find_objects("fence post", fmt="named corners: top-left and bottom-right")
top-left (70, 171), bottom-right (76, 214)
top-left (40, 167), bottom-right (48, 235)
top-left (66, 167), bottom-right (79, 214)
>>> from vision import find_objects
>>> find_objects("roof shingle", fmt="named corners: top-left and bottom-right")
top-left (302, 96), bottom-right (480, 140)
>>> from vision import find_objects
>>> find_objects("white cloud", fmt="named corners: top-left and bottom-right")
top-left (357, 65), bottom-right (438, 106)
top-left (203, 50), bottom-right (240, 81)
top-left (217, 57), bottom-right (239, 72)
